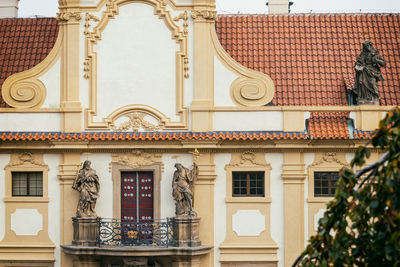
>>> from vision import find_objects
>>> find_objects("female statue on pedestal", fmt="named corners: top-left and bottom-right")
top-left (72, 160), bottom-right (100, 218)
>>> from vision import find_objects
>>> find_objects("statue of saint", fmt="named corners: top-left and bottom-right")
top-left (172, 163), bottom-right (198, 216)
top-left (72, 160), bottom-right (100, 218)
top-left (353, 40), bottom-right (386, 105)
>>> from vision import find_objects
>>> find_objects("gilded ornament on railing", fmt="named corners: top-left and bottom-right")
top-left (127, 230), bottom-right (138, 239)
top-left (111, 112), bottom-right (161, 132)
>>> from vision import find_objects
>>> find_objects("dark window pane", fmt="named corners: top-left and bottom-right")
top-left (233, 188), bottom-right (239, 195)
top-left (241, 187), bottom-right (247, 195)
top-left (232, 171), bottom-right (264, 197)
top-left (12, 172), bottom-right (43, 197)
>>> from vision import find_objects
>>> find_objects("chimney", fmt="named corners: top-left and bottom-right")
top-left (267, 0), bottom-right (292, 14)
top-left (0, 0), bottom-right (19, 18)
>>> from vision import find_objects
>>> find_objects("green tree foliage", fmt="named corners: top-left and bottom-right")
top-left (294, 107), bottom-right (400, 267)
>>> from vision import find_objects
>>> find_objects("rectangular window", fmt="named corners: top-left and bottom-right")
top-left (314, 172), bottom-right (339, 197)
top-left (12, 172), bottom-right (43, 197)
top-left (232, 171), bottom-right (264, 197)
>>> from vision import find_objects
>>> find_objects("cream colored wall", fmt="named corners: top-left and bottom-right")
top-left (268, 153), bottom-right (284, 267)
top-left (213, 112), bottom-right (283, 131)
top-left (40, 59), bottom-right (61, 108)
top-left (214, 153), bottom-right (229, 267)
top-left (93, 3), bottom-right (180, 122)
top-left (44, 154), bottom-right (61, 267)
top-left (80, 154), bottom-right (113, 218)
top-left (303, 153), bottom-right (314, 244)
top-left (214, 56), bottom-right (237, 107)
top-left (0, 155), bottom-right (10, 242)
top-left (0, 113), bottom-right (61, 131)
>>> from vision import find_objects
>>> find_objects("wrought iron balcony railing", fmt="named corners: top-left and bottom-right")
top-left (97, 218), bottom-right (174, 247)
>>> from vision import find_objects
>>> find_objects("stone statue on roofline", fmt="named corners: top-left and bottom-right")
top-left (172, 162), bottom-right (198, 216)
top-left (353, 40), bottom-right (386, 105)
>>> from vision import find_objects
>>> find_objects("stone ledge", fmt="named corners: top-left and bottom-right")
top-left (61, 245), bottom-right (212, 257)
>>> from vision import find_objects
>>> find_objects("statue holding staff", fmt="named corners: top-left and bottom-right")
top-left (172, 162), bottom-right (198, 216)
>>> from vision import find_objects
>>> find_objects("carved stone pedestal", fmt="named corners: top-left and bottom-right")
top-left (72, 217), bottom-right (98, 246)
top-left (172, 216), bottom-right (201, 248)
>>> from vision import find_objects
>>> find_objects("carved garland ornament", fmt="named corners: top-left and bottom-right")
top-left (311, 152), bottom-right (348, 167)
top-left (191, 10), bottom-right (217, 21)
top-left (56, 11), bottom-right (82, 22)
top-left (111, 112), bottom-right (161, 132)
top-left (111, 150), bottom-right (163, 170)
top-left (83, 0), bottom-right (189, 130)
top-left (228, 151), bottom-right (268, 167)
top-left (6, 153), bottom-right (47, 168)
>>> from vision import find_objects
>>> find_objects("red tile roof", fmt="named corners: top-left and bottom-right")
top-left (0, 131), bottom-right (308, 141)
top-left (0, 18), bottom-right (58, 107)
top-left (216, 13), bottom-right (400, 106)
top-left (307, 112), bottom-right (350, 139)
top-left (0, 130), bottom-right (372, 142)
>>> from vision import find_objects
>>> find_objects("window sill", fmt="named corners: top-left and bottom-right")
top-left (225, 197), bottom-right (272, 203)
top-left (4, 196), bottom-right (49, 203)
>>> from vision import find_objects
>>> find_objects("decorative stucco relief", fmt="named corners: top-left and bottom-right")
top-left (56, 11), bottom-right (82, 23)
top-left (1, 27), bottom-right (63, 109)
top-left (311, 152), bottom-right (349, 167)
top-left (111, 150), bottom-right (163, 171)
top-left (111, 112), bottom-right (161, 132)
top-left (83, 0), bottom-right (189, 130)
top-left (227, 151), bottom-right (269, 167)
top-left (210, 20), bottom-right (275, 107)
top-left (6, 152), bottom-right (48, 168)
top-left (191, 10), bottom-right (217, 21)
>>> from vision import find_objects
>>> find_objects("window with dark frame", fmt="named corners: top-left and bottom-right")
top-left (12, 172), bottom-right (43, 197)
top-left (314, 171), bottom-right (339, 197)
top-left (232, 171), bottom-right (264, 197)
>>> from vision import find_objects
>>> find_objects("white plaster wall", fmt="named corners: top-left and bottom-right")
top-left (80, 154), bottom-right (113, 218)
top-left (0, 154), bottom-right (10, 242)
top-left (44, 154), bottom-right (61, 267)
top-left (267, 153), bottom-right (284, 267)
top-left (11, 209), bottom-right (43, 235)
top-left (214, 56), bottom-right (237, 107)
top-left (40, 58), bottom-right (61, 108)
top-left (213, 111), bottom-right (283, 131)
top-left (160, 154), bottom-right (192, 219)
top-left (94, 3), bottom-right (180, 122)
top-left (213, 153), bottom-right (229, 267)
top-left (303, 153), bottom-right (315, 245)
top-left (346, 153), bottom-right (355, 165)
top-left (0, 113), bottom-right (61, 131)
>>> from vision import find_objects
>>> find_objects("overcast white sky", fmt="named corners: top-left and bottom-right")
top-left (18, 0), bottom-right (400, 17)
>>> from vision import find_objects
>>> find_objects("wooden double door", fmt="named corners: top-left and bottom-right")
top-left (121, 171), bottom-right (154, 222)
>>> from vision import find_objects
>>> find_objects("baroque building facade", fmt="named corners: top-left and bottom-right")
top-left (0, 0), bottom-right (399, 266)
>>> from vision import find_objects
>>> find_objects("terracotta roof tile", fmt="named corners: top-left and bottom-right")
top-left (216, 13), bottom-right (400, 106)
top-left (0, 130), bottom-right (373, 142)
top-left (0, 18), bottom-right (58, 107)
top-left (307, 112), bottom-right (350, 139)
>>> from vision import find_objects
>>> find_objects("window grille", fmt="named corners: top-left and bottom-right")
top-left (232, 171), bottom-right (264, 197)
top-left (12, 172), bottom-right (43, 197)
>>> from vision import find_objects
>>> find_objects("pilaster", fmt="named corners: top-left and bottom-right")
top-left (57, 0), bottom-right (82, 132)
top-left (194, 151), bottom-right (216, 267)
top-left (58, 153), bottom-right (81, 267)
top-left (281, 152), bottom-right (306, 267)
top-left (191, 0), bottom-right (216, 131)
